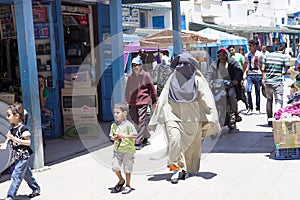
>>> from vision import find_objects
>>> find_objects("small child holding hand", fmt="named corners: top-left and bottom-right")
top-left (110, 102), bottom-right (137, 194)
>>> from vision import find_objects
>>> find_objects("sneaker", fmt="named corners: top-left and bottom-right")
top-left (142, 138), bottom-right (150, 146)
top-left (135, 145), bottom-right (142, 150)
top-left (28, 190), bottom-right (40, 198)
top-left (235, 114), bottom-right (242, 122)
top-left (5, 197), bottom-right (13, 200)
top-left (246, 109), bottom-right (253, 115)
top-left (122, 187), bottom-right (132, 194)
top-left (170, 170), bottom-right (180, 184)
top-left (256, 110), bottom-right (261, 115)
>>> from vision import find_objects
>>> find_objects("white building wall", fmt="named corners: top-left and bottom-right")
top-left (191, 0), bottom-right (295, 27)
top-left (147, 9), bottom-right (172, 29)
top-left (149, 0), bottom-right (300, 30)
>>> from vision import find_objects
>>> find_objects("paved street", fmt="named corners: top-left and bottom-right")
top-left (1, 83), bottom-right (300, 200)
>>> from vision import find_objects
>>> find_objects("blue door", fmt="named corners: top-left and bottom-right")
top-left (140, 12), bottom-right (146, 28)
top-left (181, 15), bottom-right (186, 30)
top-left (152, 16), bottom-right (164, 29)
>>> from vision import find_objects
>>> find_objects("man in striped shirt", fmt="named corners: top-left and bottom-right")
top-left (262, 44), bottom-right (290, 125)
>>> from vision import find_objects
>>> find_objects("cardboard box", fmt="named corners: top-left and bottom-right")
top-left (61, 87), bottom-right (98, 115)
top-left (63, 114), bottom-right (99, 139)
top-left (273, 119), bottom-right (300, 148)
top-left (0, 93), bottom-right (15, 105)
top-left (64, 65), bottom-right (91, 88)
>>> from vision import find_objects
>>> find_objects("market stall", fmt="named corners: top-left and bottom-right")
top-left (196, 28), bottom-right (249, 61)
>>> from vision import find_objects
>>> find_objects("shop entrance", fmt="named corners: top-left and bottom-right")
top-left (61, 3), bottom-right (99, 140)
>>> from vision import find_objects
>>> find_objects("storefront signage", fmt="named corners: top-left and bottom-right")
top-left (122, 7), bottom-right (139, 26)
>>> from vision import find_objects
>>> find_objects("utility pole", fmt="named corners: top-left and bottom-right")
top-left (14, 0), bottom-right (44, 169)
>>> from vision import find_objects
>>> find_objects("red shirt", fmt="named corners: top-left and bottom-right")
top-left (125, 70), bottom-right (157, 106)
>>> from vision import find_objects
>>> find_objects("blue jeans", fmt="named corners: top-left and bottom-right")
top-left (7, 158), bottom-right (40, 200)
top-left (246, 75), bottom-right (262, 110)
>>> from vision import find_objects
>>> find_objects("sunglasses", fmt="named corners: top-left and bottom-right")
top-left (132, 64), bottom-right (141, 67)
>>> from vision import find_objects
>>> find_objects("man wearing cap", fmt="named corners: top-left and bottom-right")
top-left (125, 56), bottom-right (157, 150)
top-left (244, 39), bottom-right (264, 115)
top-left (206, 47), bottom-right (243, 123)
top-left (262, 44), bottom-right (290, 125)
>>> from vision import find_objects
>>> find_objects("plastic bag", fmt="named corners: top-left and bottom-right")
top-left (148, 123), bottom-right (168, 160)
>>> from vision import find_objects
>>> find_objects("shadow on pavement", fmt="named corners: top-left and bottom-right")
top-left (44, 122), bottom-right (112, 166)
top-left (205, 130), bottom-right (275, 154)
top-left (147, 171), bottom-right (217, 182)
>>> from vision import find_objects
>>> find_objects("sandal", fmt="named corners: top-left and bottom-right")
top-left (114, 180), bottom-right (125, 192)
top-left (122, 187), bottom-right (132, 194)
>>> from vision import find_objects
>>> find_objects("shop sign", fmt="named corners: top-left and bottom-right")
top-left (122, 7), bottom-right (139, 26)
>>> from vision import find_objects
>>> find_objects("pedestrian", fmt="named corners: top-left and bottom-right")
top-left (261, 45), bottom-right (269, 59)
top-left (0, 102), bottom-right (41, 200)
top-left (38, 75), bottom-right (51, 147)
top-left (125, 56), bottom-right (157, 150)
top-left (244, 39), bottom-right (264, 115)
top-left (149, 53), bottom-right (220, 184)
top-left (138, 48), bottom-right (155, 73)
top-left (262, 44), bottom-right (290, 125)
top-left (153, 55), bottom-right (173, 96)
top-left (206, 48), bottom-right (244, 122)
top-left (291, 74), bottom-right (300, 96)
top-left (239, 46), bottom-right (245, 56)
top-left (227, 45), bottom-right (245, 70)
top-left (227, 45), bottom-right (249, 110)
top-left (109, 102), bottom-right (137, 194)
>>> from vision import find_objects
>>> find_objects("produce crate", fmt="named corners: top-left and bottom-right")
top-left (272, 119), bottom-right (300, 148)
top-left (275, 147), bottom-right (300, 160)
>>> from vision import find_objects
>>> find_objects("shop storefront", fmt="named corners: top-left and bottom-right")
top-left (0, 1), bottom-right (100, 140)
top-left (0, 0), bottom-right (182, 169)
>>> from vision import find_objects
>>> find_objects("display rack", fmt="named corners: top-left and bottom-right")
top-left (33, 5), bottom-right (56, 88)
top-left (0, 5), bottom-right (16, 39)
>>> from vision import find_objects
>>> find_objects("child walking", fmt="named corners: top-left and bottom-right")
top-left (110, 102), bottom-right (137, 194)
top-left (0, 103), bottom-right (40, 200)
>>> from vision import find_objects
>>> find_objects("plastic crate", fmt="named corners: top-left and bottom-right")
top-left (275, 147), bottom-right (300, 160)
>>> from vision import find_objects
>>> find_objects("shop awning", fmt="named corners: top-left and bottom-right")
top-left (122, 3), bottom-right (171, 11)
top-left (198, 28), bottom-right (248, 47)
top-left (139, 29), bottom-right (219, 48)
top-left (189, 22), bottom-right (300, 34)
top-left (123, 34), bottom-right (141, 43)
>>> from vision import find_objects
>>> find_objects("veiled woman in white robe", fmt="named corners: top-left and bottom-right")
top-left (149, 53), bottom-right (220, 181)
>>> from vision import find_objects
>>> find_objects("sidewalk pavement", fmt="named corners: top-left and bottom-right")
top-left (1, 85), bottom-right (300, 199)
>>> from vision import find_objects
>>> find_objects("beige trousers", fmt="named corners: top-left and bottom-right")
top-left (166, 120), bottom-right (202, 173)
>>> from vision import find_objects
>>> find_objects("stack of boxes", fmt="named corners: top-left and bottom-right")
top-left (61, 65), bottom-right (98, 139)
top-left (0, 93), bottom-right (15, 105)
top-left (272, 119), bottom-right (300, 159)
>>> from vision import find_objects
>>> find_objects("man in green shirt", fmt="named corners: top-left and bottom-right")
top-left (227, 45), bottom-right (248, 110)
top-left (228, 45), bottom-right (245, 70)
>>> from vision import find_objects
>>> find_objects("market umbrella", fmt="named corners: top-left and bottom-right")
top-left (140, 29), bottom-right (219, 48)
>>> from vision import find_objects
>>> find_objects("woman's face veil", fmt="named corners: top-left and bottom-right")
top-left (170, 53), bottom-right (198, 80)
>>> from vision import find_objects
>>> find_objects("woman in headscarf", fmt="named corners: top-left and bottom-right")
top-left (149, 53), bottom-right (220, 184)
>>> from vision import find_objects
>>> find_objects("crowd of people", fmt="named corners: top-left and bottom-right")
top-left (0, 39), bottom-right (294, 198)
top-left (110, 40), bottom-right (293, 192)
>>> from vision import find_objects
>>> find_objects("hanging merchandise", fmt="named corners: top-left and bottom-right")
top-left (269, 33), bottom-right (273, 46)
top-left (0, 5), bottom-right (16, 39)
